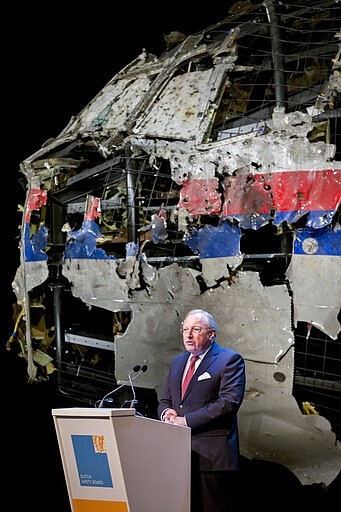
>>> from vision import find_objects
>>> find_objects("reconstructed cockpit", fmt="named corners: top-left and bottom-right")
top-left (9, 0), bottom-right (341, 488)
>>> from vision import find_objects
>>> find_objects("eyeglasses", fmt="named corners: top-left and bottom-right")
top-left (180, 327), bottom-right (211, 335)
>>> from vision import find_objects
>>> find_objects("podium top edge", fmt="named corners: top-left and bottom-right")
top-left (51, 407), bottom-right (136, 418)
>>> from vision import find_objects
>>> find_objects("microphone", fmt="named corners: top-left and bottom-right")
top-left (96, 365), bottom-right (146, 408)
top-left (131, 365), bottom-right (141, 372)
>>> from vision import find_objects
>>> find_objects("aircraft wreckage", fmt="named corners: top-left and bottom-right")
top-left (9, 0), bottom-right (341, 489)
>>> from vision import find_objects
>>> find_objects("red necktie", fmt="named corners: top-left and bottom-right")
top-left (181, 355), bottom-right (199, 398)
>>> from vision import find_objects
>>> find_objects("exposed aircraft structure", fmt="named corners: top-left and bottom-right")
top-left (9, 0), bottom-right (341, 489)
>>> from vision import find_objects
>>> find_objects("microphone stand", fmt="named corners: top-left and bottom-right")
top-left (97, 380), bottom-right (131, 409)
top-left (127, 364), bottom-right (148, 409)
top-left (96, 365), bottom-right (147, 408)
top-left (128, 369), bottom-right (138, 408)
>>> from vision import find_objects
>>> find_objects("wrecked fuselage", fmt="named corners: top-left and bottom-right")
top-left (10, 1), bottom-right (341, 488)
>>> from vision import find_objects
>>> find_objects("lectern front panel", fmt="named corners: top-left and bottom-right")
top-left (53, 408), bottom-right (132, 512)
top-left (52, 408), bottom-right (190, 512)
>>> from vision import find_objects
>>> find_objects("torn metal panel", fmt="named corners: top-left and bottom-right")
top-left (114, 304), bottom-right (186, 394)
top-left (62, 259), bottom-right (129, 308)
top-left (117, 256), bottom-right (142, 291)
top-left (24, 189), bottom-right (48, 262)
top-left (239, 353), bottom-right (341, 486)
top-left (222, 168), bottom-right (341, 229)
top-left (127, 263), bottom-right (202, 310)
top-left (197, 271), bottom-right (293, 364)
top-left (24, 224), bottom-right (48, 261)
top-left (222, 174), bottom-right (273, 228)
top-left (12, 261), bottom-right (49, 298)
top-left (62, 75), bottom-right (155, 136)
top-left (200, 257), bottom-right (243, 287)
top-left (178, 178), bottom-right (222, 215)
top-left (26, 188), bottom-right (48, 220)
top-left (64, 220), bottom-right (114, 259)
top-left (133, 70), bottom-right (214, 140)
top-left (286, 226), bottom-right (341, 339)
top-left (184, 221), bottom-right (241, 258)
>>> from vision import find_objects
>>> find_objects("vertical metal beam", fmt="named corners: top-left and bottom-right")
top-left (125, 147), bottom-right (138, 243)
top-left (264, 0), bottom-right (288, 109)
top-left (51, 280), bottom-right (64, 371)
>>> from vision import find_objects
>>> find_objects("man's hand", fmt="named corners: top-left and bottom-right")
top-left (163, 408), bottom-right (178, 423)
top-left (163, 409), bottom-right (187, 426)
top-left (172, 416), bottom-right (186, 426)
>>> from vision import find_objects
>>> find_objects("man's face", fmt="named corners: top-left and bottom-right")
top-left (181, 313), bottom-right (215, 354)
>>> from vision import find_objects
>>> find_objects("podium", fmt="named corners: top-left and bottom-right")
top-left (52, 408), bottom-right (191, 512)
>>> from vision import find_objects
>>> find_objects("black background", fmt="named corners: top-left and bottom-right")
top-left (2, 2), bottom-right (340, 510)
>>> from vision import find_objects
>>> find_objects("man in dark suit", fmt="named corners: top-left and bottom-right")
top-left (158, 309), bottom-right (246, 512)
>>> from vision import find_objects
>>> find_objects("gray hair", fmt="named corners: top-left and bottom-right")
top-left (184, 309), bottom-right (218, 334)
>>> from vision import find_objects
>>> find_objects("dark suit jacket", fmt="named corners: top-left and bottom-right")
top-left (157, 342), bottom-right (246, 471)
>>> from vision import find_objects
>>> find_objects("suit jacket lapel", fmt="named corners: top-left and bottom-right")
top-left (197, 342), bottom-right (219, 375)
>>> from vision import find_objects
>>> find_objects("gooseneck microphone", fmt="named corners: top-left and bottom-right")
top-left (96, 364), bottom-right (147, 408)
top-left (128, 366), bottom-right (140, 408)
top-left (128, 364), bottom-right (148, 408)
